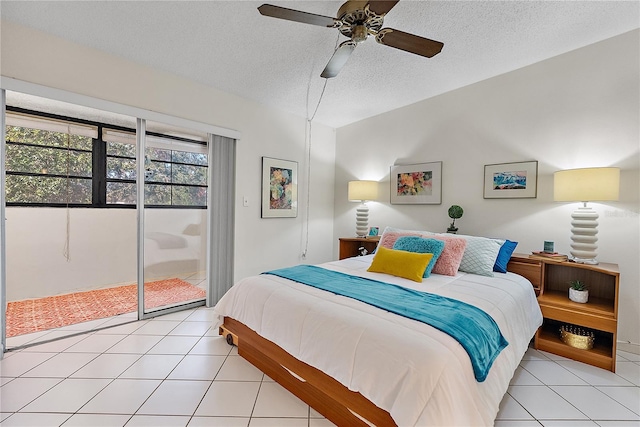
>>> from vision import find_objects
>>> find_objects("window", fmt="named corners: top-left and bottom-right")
top-left (145, 147), bottom-right (208, 206)
top-left (5, 113), bottom-right (96, 206)
top-left (103, 129), bottom-right (208, 207)
top-left (5, 109), bottom-right (207, 208)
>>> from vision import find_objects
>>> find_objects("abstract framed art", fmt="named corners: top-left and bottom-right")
top-left (483, 161), bottom-right (538, 199)
top-left (261, 157), bottom-right (298, 218)
top-left (390, 161), bottom-right (442, 205)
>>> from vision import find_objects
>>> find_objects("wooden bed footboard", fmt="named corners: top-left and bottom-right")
top-left (220, 317), bottom-right (397, 427)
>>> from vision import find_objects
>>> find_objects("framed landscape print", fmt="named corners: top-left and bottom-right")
top-left (390, 161), bottom-right (442, 205)
top-left (484, 161), bottom-right (538, 199)
top-left (261, 157), bottom-right (298, 218)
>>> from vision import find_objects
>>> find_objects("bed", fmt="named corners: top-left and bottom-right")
top-left (214, 230), bottom-right (542, 426)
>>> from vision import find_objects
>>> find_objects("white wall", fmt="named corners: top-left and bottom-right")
top-left (1, 20), bottom-right (337, 290)
top-left (334, 30), bottom-right (640, 344)
top-left (6, 208), bottom-right (136, 300)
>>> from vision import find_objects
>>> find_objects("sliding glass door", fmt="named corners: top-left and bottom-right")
top-left (1, 84), bottom-right (236, 356)
top-left (1, 98), bottom-right (209, 352)
top-left (2, 94), bottom-right (139, 349)
top-left (139, 120), bottom-right (208, 317)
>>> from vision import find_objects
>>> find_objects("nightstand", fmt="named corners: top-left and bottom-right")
top-left (338, 236), bottom-right (380, 260)
top-left (508, 253), bottom-right (619, 372)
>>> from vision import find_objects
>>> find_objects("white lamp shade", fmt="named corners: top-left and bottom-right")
top-left (348, 180), bottom-right (378, 201)
top-left (554, 167), bottom-right (620, 202)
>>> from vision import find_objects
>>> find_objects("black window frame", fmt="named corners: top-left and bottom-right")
top-left (5, 106), bottom-right (208, 209)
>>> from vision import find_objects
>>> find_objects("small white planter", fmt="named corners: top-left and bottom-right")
top-left (569, 288), bottom-right (589, 304)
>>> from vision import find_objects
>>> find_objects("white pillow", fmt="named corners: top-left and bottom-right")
top-left (441, 234), bottom-right (504, 277)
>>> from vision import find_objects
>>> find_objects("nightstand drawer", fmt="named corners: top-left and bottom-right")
top-left (507, 254), bottom-right (542, 294)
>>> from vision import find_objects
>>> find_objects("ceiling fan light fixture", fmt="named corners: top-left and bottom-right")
top-left (352, 25), bottom-right (368, 43)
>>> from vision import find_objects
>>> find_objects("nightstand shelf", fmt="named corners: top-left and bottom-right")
top-left (537, 320), bottom-right (614, 370)
top-left (507, 253), bottom-right (620, 372)
top-left (338, 236), bottom-right (380, 260)
top-left (537, 291), bottom-right (616, 323)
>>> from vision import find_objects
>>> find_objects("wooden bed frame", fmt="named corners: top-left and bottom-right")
top-left (219, 258), bottom-right (536, 427)
top-left (219, 317), bottom-right (396, 426)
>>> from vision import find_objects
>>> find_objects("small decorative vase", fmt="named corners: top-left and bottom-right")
top-left (446, 227), bottom-right (458, 234)
top-left (569, 288), bottom-right (589, 304)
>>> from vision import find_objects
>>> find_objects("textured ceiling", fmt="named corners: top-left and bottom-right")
top-left (2, 1), bottom-right (639, 128)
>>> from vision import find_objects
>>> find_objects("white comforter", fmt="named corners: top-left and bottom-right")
top-left (214, 255), bottom-right (542, 426)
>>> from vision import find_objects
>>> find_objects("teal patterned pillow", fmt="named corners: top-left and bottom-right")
top-left (393, 236), bottom-right (445, 278)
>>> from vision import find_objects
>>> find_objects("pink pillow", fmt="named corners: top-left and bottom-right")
top-left (429, 235), bottom-right (467, 276)
top-left (379, 231), bottom-right (423, 250)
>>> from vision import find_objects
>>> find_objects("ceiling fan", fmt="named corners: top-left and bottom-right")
top-left (258, 0), bottom-right (444, 78)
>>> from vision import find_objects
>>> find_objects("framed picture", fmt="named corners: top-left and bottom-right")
top-left (484, 161), bottom-right (538, 199)
top-left (261, 157), bottom-right (298, 218)
top-left (390, 161), bottom-right (442, 205)
top-left (368, 226), bottom-right (379, 237)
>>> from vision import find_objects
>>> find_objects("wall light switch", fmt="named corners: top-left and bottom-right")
top-left (243, 196), bottom-right (249, 207)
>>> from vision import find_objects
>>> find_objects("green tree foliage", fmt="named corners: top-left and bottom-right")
top-left (5, 124), bottom-right (208, 207)
top-left (5, 126), bottom-right (92, 204)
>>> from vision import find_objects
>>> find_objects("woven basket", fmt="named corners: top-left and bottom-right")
top-left (560, 324), bottom-right (595, 350)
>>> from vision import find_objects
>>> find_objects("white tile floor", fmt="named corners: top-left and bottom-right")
top-left (2, 306), bottom-right (639, 427)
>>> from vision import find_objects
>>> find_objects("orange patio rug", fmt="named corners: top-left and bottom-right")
top-left (6, 278), bottom-right (206, 337)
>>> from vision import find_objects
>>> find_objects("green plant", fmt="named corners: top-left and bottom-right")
top-left (447, 205), bottom-right (464, 230)
top-left (569, 280), bottom-right (587, 291)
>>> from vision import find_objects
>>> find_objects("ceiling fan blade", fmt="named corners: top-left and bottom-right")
top-left (367, 0), bottom-right (400, 16)
top-left (321, 41), bottom-right (357, 78)
top-left (258, 4), bottom-right (338, 27)
top-left (376, 28), bottom-right (444, 58)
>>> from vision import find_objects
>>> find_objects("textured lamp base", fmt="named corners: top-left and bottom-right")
top-left (569, 205), bottom-right (599, 265)
top-left (355, 203), bottom-right (369, 237)
top-left (572, 257), bottom-right (599, 265)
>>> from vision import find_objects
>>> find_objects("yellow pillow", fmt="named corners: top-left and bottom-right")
top-left (367, 246), bottom-right (433, 283)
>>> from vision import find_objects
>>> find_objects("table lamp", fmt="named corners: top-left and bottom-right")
top-left (554, 167), bottom-right (620, 264)
top-left (348, 180), bottom-right (378, 237)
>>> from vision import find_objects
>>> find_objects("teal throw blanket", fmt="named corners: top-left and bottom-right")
top-left (264, 265), bottom-right (508, 382)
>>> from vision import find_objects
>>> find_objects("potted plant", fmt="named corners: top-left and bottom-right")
top-left (447, 205), bottom-right (463, 234)
top-left (569, 280), bottom-right (589, 303)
